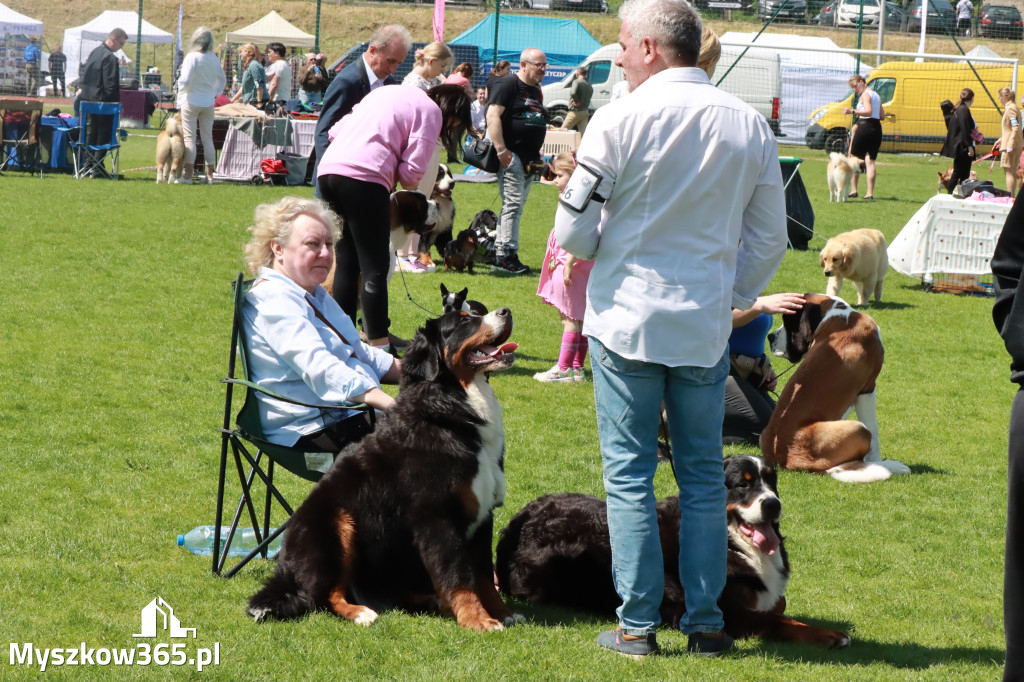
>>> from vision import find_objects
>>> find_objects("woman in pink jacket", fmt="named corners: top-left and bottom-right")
top-left (317, 84), bottom-right (472, 353)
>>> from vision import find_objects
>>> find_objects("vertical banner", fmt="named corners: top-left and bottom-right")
top-left (174, 4), bottom-right (183, 78)
top-left (433, 0), bottom-right (445, 42)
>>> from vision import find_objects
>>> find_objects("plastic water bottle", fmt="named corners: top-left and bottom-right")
top-left (177, 526), bottom-right (281, 558)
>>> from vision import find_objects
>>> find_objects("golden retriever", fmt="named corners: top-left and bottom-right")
top-left (155, 112), bottom-right (185, 184)
top-left (819, 228), bottom-right (888, 306)
top-left (826, 152), bottom-right (864, 202)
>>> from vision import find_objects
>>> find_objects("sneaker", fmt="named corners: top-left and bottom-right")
top-left (492, 253), bottom-right (531, 275)
top-left (533, 365), bottom-right (575, 383)
top-left (687, 632), bottom-right (734, 657)
top-left (572, 368), bottom-right (587, 382)
top-left (596, 629), bottom-right (659, 659)
top-left (396, 258), bottom-right (426, 274)
top-left (174, 177), bottom-right (193, 185)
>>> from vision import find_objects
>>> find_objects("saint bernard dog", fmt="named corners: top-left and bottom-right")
top-left (759, 293), bottom-right (911, 483)
top-left (495, 455), bottom-right (850, 648)
top-left (248, 308), bottom-right (524, 631)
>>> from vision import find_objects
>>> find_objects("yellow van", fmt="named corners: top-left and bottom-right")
top-left (805, 61), bottom-right (1020, 154)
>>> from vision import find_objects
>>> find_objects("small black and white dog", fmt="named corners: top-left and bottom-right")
top-left (495, 455), bottom-right (850, 648)
top-left (440, 283), bottom-right (488, 316)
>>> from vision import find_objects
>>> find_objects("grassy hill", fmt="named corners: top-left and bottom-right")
top-left (11, 0), bottom-right (1024, 82)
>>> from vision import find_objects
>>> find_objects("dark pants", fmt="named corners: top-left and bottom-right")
top-left (722, 373), bottom-right (776, 445)
top-left (293, 410), bottom-right (376, 454)
top-left (84, 112), bottom-right (115, 166)
top-left (950, 152), bottom-right (973, 193)
top-left (1007, 388), bottom-right (1024, 681)
top-left (52, 72), bottom-right (65, 98)
top-left (318, 174), bottom-right (392, 340)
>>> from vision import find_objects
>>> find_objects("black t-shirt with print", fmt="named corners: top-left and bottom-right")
top-left (488, 74), bottom-right (547, 162)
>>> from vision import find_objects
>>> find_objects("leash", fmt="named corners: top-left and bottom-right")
top-left (392, 250), bottom-right (442, 318)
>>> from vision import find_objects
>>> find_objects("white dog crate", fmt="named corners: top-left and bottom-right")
top-left (540, 129), bottom-right (581, 159)
top-left (888, 194), bottom-right (1009, 294)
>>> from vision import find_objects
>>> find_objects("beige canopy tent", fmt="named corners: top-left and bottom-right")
top-left (225, 11), bottom-right (315, 48)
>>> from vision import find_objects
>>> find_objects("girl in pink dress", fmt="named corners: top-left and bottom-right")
top-left (534, 152), bottom-right (595, 383)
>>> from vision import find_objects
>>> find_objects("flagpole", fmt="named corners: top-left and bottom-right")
top-left (136, 0), bottom-right (144, 85)
top-left (315, 0), bottom-right (322, 53)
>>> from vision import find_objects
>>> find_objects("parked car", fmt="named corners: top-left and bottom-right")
top-left (837, 0), bottom-right (881, 27)
top-left (978, 4), bottom-right (1024, 40)
top-left (550, 0), bottom-right (608, 11)
top-left (758, 0), bottom-right (809, 22)
top-left (903, 0), bottom-right (955, 33)
top-left (814, 0), bottom-right (838, 24)
top-left (884, 1), bottom-right (907, 28)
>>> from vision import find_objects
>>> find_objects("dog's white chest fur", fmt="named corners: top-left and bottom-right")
top-left (728, 526), bottom-right (788, 611)
top-left (465, 377), bottom-right (506, 537)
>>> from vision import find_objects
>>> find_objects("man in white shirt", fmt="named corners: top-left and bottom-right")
top-left (265, 42), bottom-right (292, 102)
top-left (470, 86), bottom-right (487, 135)
top-left (554, 0), bottom-right (787, 659)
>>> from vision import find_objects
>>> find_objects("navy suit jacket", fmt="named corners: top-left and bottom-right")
top-left (312, 58), bottom-right (396, 193)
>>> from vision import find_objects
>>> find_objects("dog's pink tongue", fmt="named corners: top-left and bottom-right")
top-left (741, 523), bottom-right (780, 555)
top-left (489, 342), bottom-right (518, 356)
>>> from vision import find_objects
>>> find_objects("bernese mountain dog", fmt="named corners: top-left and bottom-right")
top-left (495, 455), bottom-right (851, 648)
top-left (248, 308), bottom-right (523, 631)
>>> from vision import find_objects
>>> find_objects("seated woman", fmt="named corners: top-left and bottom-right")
top-left (724, 293), bottom-right (804, 445)
top-left (242, 196), bottom-right (401, 451)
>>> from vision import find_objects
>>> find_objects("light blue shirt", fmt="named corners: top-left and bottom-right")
top-left (242, 268), bottom-right (395, 445)
top-left (24, 44), bottom-right (40, 65)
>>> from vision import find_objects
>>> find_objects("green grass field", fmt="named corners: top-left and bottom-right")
top-left (0, 130), bottom-right (1012, 680)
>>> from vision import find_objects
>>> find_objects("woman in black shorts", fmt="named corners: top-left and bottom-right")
top-left (844, 74), bottom-right (884, 200)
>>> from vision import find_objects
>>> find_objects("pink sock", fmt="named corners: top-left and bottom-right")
top-left (572, 333), bottom-right (588, 369)
top-left (558, 331), bottom-right (577, 371)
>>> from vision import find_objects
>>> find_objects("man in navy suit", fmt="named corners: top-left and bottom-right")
top-left (312, 25), bottom-right (412, 198)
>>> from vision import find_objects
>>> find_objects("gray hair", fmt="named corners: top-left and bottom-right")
top-left (189, 27), bottom-right (214, 54)
top-left (109, 28), bottom-right (129, 43)
top-left (619, 0), bottom-right (702, 66)
top-left (369, 25), bottom-right (413, 54)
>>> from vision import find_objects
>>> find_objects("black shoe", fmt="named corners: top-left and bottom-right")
top-left (491, 253), bottom-right (531, 275)
top-left (687, 631), bottom-right (734, 657)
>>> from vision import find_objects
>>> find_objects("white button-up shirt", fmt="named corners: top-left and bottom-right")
top-left (554, 67), bottom-right (788, 368)
top-left (242, 268), bottom-right (395, 445)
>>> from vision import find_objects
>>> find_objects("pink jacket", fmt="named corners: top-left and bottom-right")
top-left (317, 84), bottom-right (442, 191)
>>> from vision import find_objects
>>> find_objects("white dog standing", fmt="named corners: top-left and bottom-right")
top-left (826, 152), bottom-right (864, 202)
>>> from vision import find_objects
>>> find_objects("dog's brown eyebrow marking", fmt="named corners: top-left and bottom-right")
top-left (743, 472), bottom-right (753, 481)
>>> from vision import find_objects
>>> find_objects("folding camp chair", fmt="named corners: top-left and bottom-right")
top-left (215, 273), bottom-right (375, 577)
top-left (0, 98), bottom-right (43, 178)
top-left (70, 101), bottom-right (122, 180)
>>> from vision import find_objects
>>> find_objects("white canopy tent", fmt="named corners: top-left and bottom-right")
top-left (225, 11), bottom-right (315, 48)
top-left (63, 11), bottom-right (172, 86)
top-left (0, 2), bottom-right (42, 36)
top-left (0, 2), bottom-right (42, 94)
top-left (721, 32), bottom-right (869, 145)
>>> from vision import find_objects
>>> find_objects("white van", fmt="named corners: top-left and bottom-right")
top-left (541, 44), bottom-right (782, 135)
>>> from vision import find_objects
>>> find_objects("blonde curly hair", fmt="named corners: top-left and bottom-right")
top-left (243, 196), bottom-right (341, 275)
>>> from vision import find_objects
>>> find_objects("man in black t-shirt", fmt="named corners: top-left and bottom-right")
top-left (485, 48), bottom-right (548, 274)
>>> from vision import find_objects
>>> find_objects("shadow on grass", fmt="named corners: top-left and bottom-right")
top-left (752, 631), bottom-right (1004, 669)
top-left (860, 300), bottom-right (914, 311)
top-left (515, 604), bottom-right (1003, 667)
top-left (907, 463), bottom-right (947, 476)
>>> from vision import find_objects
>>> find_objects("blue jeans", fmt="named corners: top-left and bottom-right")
top-left (590, 337), bottom-right (729, 636)
top-left (495, 152), bottom-right (533, 257)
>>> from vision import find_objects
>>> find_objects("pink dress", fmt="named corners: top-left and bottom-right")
top-left (536, 228), bottom-right (594, 321)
